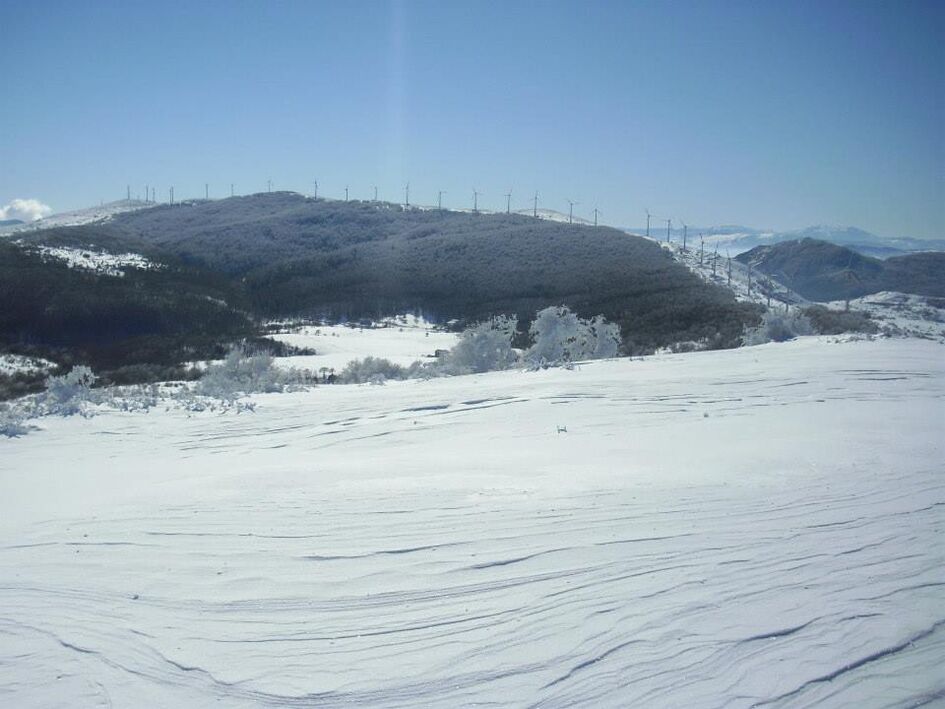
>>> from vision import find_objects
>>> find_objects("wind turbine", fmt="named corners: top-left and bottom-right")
top-left (267, 179), bottom-right (272, 193)
top-left (533, 191), bottom-right (539, 218)
top-left (505, 190), bottom-right (512, 214)
top-left (681, 221), bottom-right (688, 250)
top-left (567, 199), bottom-right (579, 225)
top-left (645, 209), bottom-right (651, 238)
top-left (593, 207), bottom-right (601, 227)
top-left (404, 182), bottom-right (410, 207)
top-left (373, 185), bottom-right (378, 201)
top-left (473, 189), bottom-right (481, 214)
top-left (345, 186), bottom-right (349, 202)
top-left (438, 190), bottom-right (446, 210)
top-left (665, 218), bottom-right (672, 242)
top-left (314, 179), bottom-right (318, 199)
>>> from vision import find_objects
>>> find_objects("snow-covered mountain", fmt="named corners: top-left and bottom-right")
top-left (627, 223), bottom-right (945, 258)
top-left (0, 199), bottom-right (156, 236)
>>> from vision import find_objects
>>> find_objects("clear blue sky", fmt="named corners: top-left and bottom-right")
top-left (2, 0), bottom-right (942, 237)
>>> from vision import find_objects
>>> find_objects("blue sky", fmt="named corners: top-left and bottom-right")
top-left (1, 0), bottom-right (942, 237)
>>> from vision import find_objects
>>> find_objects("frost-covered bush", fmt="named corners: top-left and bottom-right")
top-left (40, 366), bottom-right (99, 416)
top-left (195, 346), bottom-right (308, 401)
top-left (339, 357), bottom-right (407, 384)
top-left (438, 315), bottom-right (519, 375)
top-left (743, 310), bottom-right (814, 345)
top-left (0, 403), bottom-right (31, 437)
top-left (525, 306), bottom-right (621, 367)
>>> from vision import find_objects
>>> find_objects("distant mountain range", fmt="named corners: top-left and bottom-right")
top-left (735, 238), bottom-right (945, 302)
top-left (0, 219), bottom-right (25, 228)
top-left (625, 224), bottom-right (945, 259)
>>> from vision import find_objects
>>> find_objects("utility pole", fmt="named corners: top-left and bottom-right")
top-left (593, 208), bottom-right (600, 227)
top-left (533, 191), bottom-right (539, 218)
top-left (567, 200), bottom-right (577, 225)
top-left (438, 190), bottom-right (445, 210)
top-left (505, 190), bottom-right (512, 214)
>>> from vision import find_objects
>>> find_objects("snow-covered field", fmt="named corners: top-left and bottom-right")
top-left (269, 317), bottom-right (457, 372)
top-left (1, 334), bottom-right (942, 707)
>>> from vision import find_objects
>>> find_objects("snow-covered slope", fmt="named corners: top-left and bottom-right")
top-left (1, 337), bottom-right (942, 707)
top-left (0, 199), bottom-right (155, 236)
top-left (28, 245), bottom-right (161, 277)
top-left (662, 240), bottom-right (808, 309)
top-left (824, 292), bottom-right (945, 342)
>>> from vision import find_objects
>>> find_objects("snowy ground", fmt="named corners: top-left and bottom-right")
top-left (1, 336), bottom-right (942, 707)
top-left (269, 317), bottom-right (457, 373)
top-left (824, 292), bottom-right (945, 343)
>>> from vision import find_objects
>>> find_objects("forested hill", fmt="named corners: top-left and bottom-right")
top-left (736, 238), bottom-right (945, 301)
top-left (14, 192), bottom-right (758, 356)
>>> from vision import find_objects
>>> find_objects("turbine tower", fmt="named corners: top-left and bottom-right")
top-left (345, 186), bottom-right (349, 202)
top-left (438, 190), bottom-right (446, 210)
top-left (645, 209), bottom-right (651, 238)
top-left (567, 199), bottom-right (578, 225)
top-left (533, 191), bottom-right (539, 218)
top-left (314, 179), bottom-right (318, 199)
top-left (404, 182), bottom-right (410, 207)
top-left (593, 207), bottom-right (600, 227)
top-left (473, 189), bottom-right (480, 214)
top-left (665, 218), bottom-right (671, 242)
top-left (373, 185), bottom-right (378, 201)
top-left (505, 190), bottom-right (512, 214)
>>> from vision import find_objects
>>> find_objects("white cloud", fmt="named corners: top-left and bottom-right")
top-left (0, 198), bottom-right (53, 223)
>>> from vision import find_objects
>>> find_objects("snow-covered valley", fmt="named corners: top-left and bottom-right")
top-left (1, 335), bottom-right (942, 707)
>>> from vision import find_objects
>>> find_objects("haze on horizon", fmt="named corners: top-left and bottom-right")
top-left (1, 0), bottom-right (942, 239)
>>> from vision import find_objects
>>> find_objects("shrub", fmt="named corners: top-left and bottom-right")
top-left (41, 366), bottom-right (99, 416)
top-left (438, 315), bottom-right (519, 375)
top-left (525, 306), bottom-right (620, 366)
top-left (743, 310), bottom-right (814, 345)
top-left (338, 357), bottom-right (407, 384)
top-left (195, 346), bottom-right (309, 400)
top-left (802, 305), bottom-right (879, 335)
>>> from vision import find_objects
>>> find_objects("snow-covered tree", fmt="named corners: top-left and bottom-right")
top-left (525, 306), bottom-right (620, 366)
top-left (440, 315), bottom-right (519, 375)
